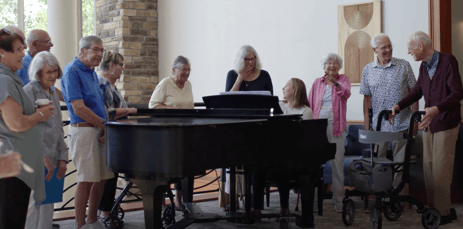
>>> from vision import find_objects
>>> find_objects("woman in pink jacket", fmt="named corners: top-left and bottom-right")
top-left (308, 53), bottom-right (351, 213)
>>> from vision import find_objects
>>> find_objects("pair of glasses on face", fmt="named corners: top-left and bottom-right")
top-left (91, 47), bottom-right (105, 53)
top-left (35, 40), bottom-right (53, 46)
top-left (244, 57), bottom-right (256, 62)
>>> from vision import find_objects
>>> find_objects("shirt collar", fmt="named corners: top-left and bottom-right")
top-left (74, 57), bottom-right (94, 72)
top-left (0, 63), bottom-right (22, 85)
top-left (373, 57), bottom-right (396, 68)
top-left (424, 50), bottom-right (438, 68)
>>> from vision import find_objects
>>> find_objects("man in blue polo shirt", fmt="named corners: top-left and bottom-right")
top-left (17, 29), bottom-right (64, 101)
top-left (61, 36), bottom-right (113, 229)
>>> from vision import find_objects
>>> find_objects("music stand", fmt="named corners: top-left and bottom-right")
top-left (202, 94), bottom-right (283, 114)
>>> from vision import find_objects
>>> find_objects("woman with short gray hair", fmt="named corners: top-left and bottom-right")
top-left (308, 53), bottom-right (351, 213)
top-left (225, 45), bottom-right (273, 94)
top-left (148, 55), bottom-right (194, 208)
top-left (23, 51), bottom-right (68, 229)
top-left (148, 55), bottom-right (194, 109)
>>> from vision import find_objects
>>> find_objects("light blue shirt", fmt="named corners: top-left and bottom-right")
top-left (424, 50), bottom-right (439, 79)
top-left (18, 51), bottom-right (32, 85)
top-left (61, 57), bottom-right (107, 124)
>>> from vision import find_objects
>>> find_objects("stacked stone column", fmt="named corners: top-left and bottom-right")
top-left (95, 0), bottom-right (158, 104)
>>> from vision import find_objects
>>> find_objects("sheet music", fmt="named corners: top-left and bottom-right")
top-left (219, 91), bottom-right (272, 96)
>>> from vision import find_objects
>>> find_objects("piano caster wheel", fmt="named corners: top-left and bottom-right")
top-left (161, 206), bottom-right (176, 228)
top-left (104, 215), bottom-right (123, 229)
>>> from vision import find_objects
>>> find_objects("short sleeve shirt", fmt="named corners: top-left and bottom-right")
top-left (148, 77), bottom-right (194, 109)
top-left (359, 57), bottom-right (416, 132)
top-left (61, 57), bottom-right (107, 124)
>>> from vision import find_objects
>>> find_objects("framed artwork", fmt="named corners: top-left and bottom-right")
top-left (338, 0), bottom-right (382, 85)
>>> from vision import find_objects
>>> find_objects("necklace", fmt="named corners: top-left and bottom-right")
top-left (244, 81), bottom-right (249, 87)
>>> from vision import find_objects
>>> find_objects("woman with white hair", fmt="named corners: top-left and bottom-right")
top-left (225, 45), bottom-right (273, 94)
top-left (148, 55), bottom-right (194, 209)
top-left (308, 53), bottom-right (351, 213)
top-left (23, 51), bottom-right (68, 229)
top-left (148, 55), bottom-right (194, 109)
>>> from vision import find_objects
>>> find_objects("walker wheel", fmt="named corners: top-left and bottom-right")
top-left (118, 206), bottom-right (125, 220)
top-left (342, 199), bottom-right (355, 226)
top-left (421, 207), bottom-right (441, 229)
top-left (104, 215), bottom-right (123, 229)
top-left (384, 202), bottom-right (402, 221)
top-left (161, 206), bottom-right (176, 228)
top-left (370, 206), bottom-right (382, 229)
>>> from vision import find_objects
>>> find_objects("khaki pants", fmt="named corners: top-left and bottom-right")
top-left (422, 125), bottom-right (459, 216)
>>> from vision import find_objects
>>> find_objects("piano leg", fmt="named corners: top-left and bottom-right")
top-left (181, 177), bottom-right (195, 203)
top-left (131, 179), bottom-right (167, 229)
top-left (229, 166), bottom-right (237, 215)
top-left (244, 167), bottom-right (252, 215)
top-left (296, 174), bottom-right (315, 228)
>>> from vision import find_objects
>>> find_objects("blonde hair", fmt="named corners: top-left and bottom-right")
top-left (99, 50), bottom-right (124, 71)
top-left (291, 78), bottom-right (310, 108)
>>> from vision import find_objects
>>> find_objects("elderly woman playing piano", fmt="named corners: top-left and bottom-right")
top-left (148, 55), bottom-right (194, 208)
top-left (0, 27), bottom-right (54, 229)
top-left (149, 55), bottom-right (194, 109)
top-left (308, 53), bottom-right (351, 213)
top-left (23, 51), bottom-right (69, 229)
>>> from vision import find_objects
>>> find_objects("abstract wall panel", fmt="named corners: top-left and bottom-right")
top-left (338, 0), bottom-right (382, 84)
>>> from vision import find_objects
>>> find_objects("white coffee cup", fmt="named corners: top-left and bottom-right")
top-left (36, 99), bottom-right (50, 107)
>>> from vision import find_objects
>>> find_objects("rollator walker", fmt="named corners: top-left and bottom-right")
top-left (342, 110), bottom-right (441, 229)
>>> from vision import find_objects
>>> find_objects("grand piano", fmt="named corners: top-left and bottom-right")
top-left (106, 99), bottom-right (335, 229)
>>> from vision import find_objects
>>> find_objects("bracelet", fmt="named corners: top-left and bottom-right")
top-left (38, 111), bottom-right (44, 121)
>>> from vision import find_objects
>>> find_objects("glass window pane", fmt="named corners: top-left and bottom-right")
top-left (0, 0), bottom-right (19, 27)
top-left (82, 0), bottom-right (94, 37)
top-left (24, 0), bottom-right (47, 37)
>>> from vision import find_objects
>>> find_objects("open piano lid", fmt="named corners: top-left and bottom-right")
top-left (202, 94), bottom-right (283, 114)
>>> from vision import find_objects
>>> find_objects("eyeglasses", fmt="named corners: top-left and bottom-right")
top-left (36, 40), bottom-right (53, 46)
top-left (377, 44), bottom-right (394, 52)
top-left (244, 57), bottom-right (256, 62)
top-left (91, 47), bottom-right (105, 53)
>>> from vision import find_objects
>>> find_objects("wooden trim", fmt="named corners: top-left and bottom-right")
top-left (429, 0), bottom-right (452, 54)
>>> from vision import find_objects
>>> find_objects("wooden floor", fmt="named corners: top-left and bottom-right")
top-left (53, 169), bottom-right (222, 221)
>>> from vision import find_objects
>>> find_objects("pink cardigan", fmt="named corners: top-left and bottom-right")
top-left (308, 74), bottom-right (351, 136)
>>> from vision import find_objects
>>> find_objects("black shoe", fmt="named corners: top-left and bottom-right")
top-left (450, 207), bottom-right (457, 220)
top-left (52, 224), bottom-right (60, 229)
top-left (440, 214), bottom-right (453, 226)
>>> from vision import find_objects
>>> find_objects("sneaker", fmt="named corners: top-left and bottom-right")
top-left (450, 207), bottom-right (457, 220)
top-left (87, 220), bottom-right (107, 229)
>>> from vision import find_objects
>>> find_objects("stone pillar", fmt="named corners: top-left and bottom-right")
top-left (95, 0), bottom-right (159, 104)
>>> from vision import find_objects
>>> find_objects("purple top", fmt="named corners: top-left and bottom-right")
top-left (397, 52), bottom-right (463, 133)
top-left (308, 74), bottom-right (351, 136)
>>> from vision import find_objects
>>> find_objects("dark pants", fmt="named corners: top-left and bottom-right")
top-left (0, 177), bottom-right (31, 229)
top-left (99, 173), bottom-right (118, 212)
top-left (275, 171), bottom-right (290, 209)
top-left (252, 167), bottom-right (269, 210)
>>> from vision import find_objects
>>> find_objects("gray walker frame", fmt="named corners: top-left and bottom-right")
top-left (341, 110), bottom-right (442, 229)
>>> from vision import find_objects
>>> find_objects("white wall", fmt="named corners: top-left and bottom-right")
top-left (159, 0), bottom-right (428, 120)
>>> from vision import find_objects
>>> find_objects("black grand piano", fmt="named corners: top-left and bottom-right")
top-left (105, 96), bottom-right (335, 229)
